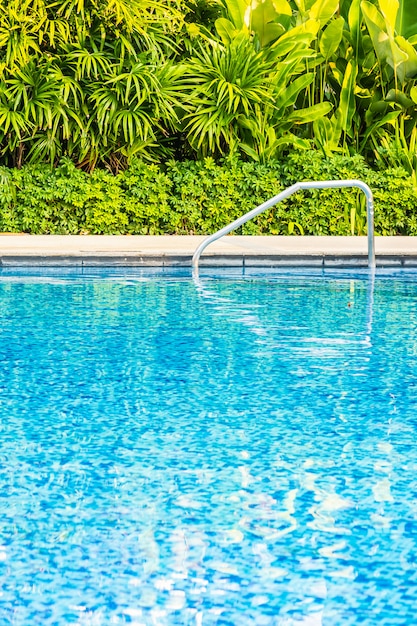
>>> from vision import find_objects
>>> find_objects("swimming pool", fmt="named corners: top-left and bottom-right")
top-left (0, 267), bottom-right (416, 625)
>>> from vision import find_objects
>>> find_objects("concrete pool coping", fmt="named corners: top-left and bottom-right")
top-left (1, 234), bottom-right (417, 267)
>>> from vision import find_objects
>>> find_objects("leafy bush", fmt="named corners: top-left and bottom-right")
top-left (1, 152), bottom-right (417, 235)
top-left (119, 161), bottom-right (173, 234)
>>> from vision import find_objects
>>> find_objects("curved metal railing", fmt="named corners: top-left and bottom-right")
top-left (192, 180), bottom-right (375, 271)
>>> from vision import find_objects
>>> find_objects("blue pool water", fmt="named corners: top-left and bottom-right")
top-left (1, 267), bottom-right (417, 625)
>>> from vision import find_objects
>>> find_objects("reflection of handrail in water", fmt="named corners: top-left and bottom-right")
top-left (194, 270), bottom-right (375, 587)
top-left (366, 269), bottom-right (375, 345)
top-left (193, 270), bottom-right (375, 350)
top-left (195, 270), bottom-right (376, 606)
top-left (193, 273), bottom-right (269, 338)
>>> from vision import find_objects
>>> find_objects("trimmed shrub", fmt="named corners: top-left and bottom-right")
top-left (0, 152), bottom-right (416, 235)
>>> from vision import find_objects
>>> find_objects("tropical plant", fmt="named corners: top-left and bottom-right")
top-left (183, 0), bottom-right (335, 161)
top-left (305, 0), bottom-right (417, 170)
top-left (0, 0), bottom-right (190, 170)
top-left (1, 0), bottom-right (417, 171)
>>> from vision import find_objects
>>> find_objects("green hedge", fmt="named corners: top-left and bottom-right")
top-left (0, 152), bottom-right (416, 235)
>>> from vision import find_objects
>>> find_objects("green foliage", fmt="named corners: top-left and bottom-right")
top-left (396, 0), bottom-right (417, 40)
top-left (0, 0), bottom-right (189, 170)
top-left (215, 0), bottom-right (292, 46)
top-left (1, 154), bottom-right (417, 236)
top-left (279, 150), bottom-right (417, 235)
top-left (1, 0), bottom-right (417, 170)
top-left (119, 160), bottom-right (173, 234)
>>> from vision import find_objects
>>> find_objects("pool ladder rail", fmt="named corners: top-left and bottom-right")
top-left (192, 180), bottom-right (375, 272)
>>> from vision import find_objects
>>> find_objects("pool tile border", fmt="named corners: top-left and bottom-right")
top-left (1, 255), bottom-right (416, 267)
top-left (1, 235), bottom-right (417, 267)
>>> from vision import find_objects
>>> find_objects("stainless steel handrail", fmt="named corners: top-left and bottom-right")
top-left (192, 180), bottom-right (375, 271)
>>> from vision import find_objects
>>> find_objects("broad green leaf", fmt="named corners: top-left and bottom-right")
top-left (309, 0), bottom-right (339, 26)
top-left (319, 16), bottom-right (344, 60)
top-left (288, 221), bottom-right (304, 235)
top-left (287, 101), bottom-right (332, 124)
top-left (250, 0), bottom-right (282, 27)
top-left (378, 0), bottom-right (398, 36)
top-left (410, 86), bottom-right (417, 104)
top-left (293, 0), bottom-right (305, 12)
top-left (277, 135), bottom-right (311, 150)
top-left (293, 0), bottom-right (317, 14)
top-left (250, 0), bottom-right (292, 29)
top-left (348, 0), bottom-right (362, 51)
top-left (272, 0), bottom-right (292, 21)
top-left (224, 0), bottom-right (250, 29)
top-left (385, 88), bottom-right (413, 108)
top-left (239, 142), bottom-right (260, 159)
top-left (362, 1), bottom-right (407, 70)
top-left (313, 116), bottom-right (342, 153)
top-left (256, 22), bottom-right (285, 46)
top-left (360, 109), bottom-right (401, 149)
top-left (395, 35), bottom-right (417, 80)
top-left (250, 0), bottom-right (287, 46)
top-left (271, 22), bottom-right (320, 55)
top-left (301, 18), bottom-right (322, 37)
top-left (396, 0), bottom-right (417, 39)
top-left (361, 1), bottom-right (388, 41)
top-left (334, 60), bottom-right (358, 137)
top-left (215, 18), bottom-right (240, 44)
top-left (275, 73), bottom-right (314, 109)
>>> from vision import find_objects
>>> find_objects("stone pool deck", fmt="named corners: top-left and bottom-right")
top-left (1, 234), bottom-right (417, 267)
